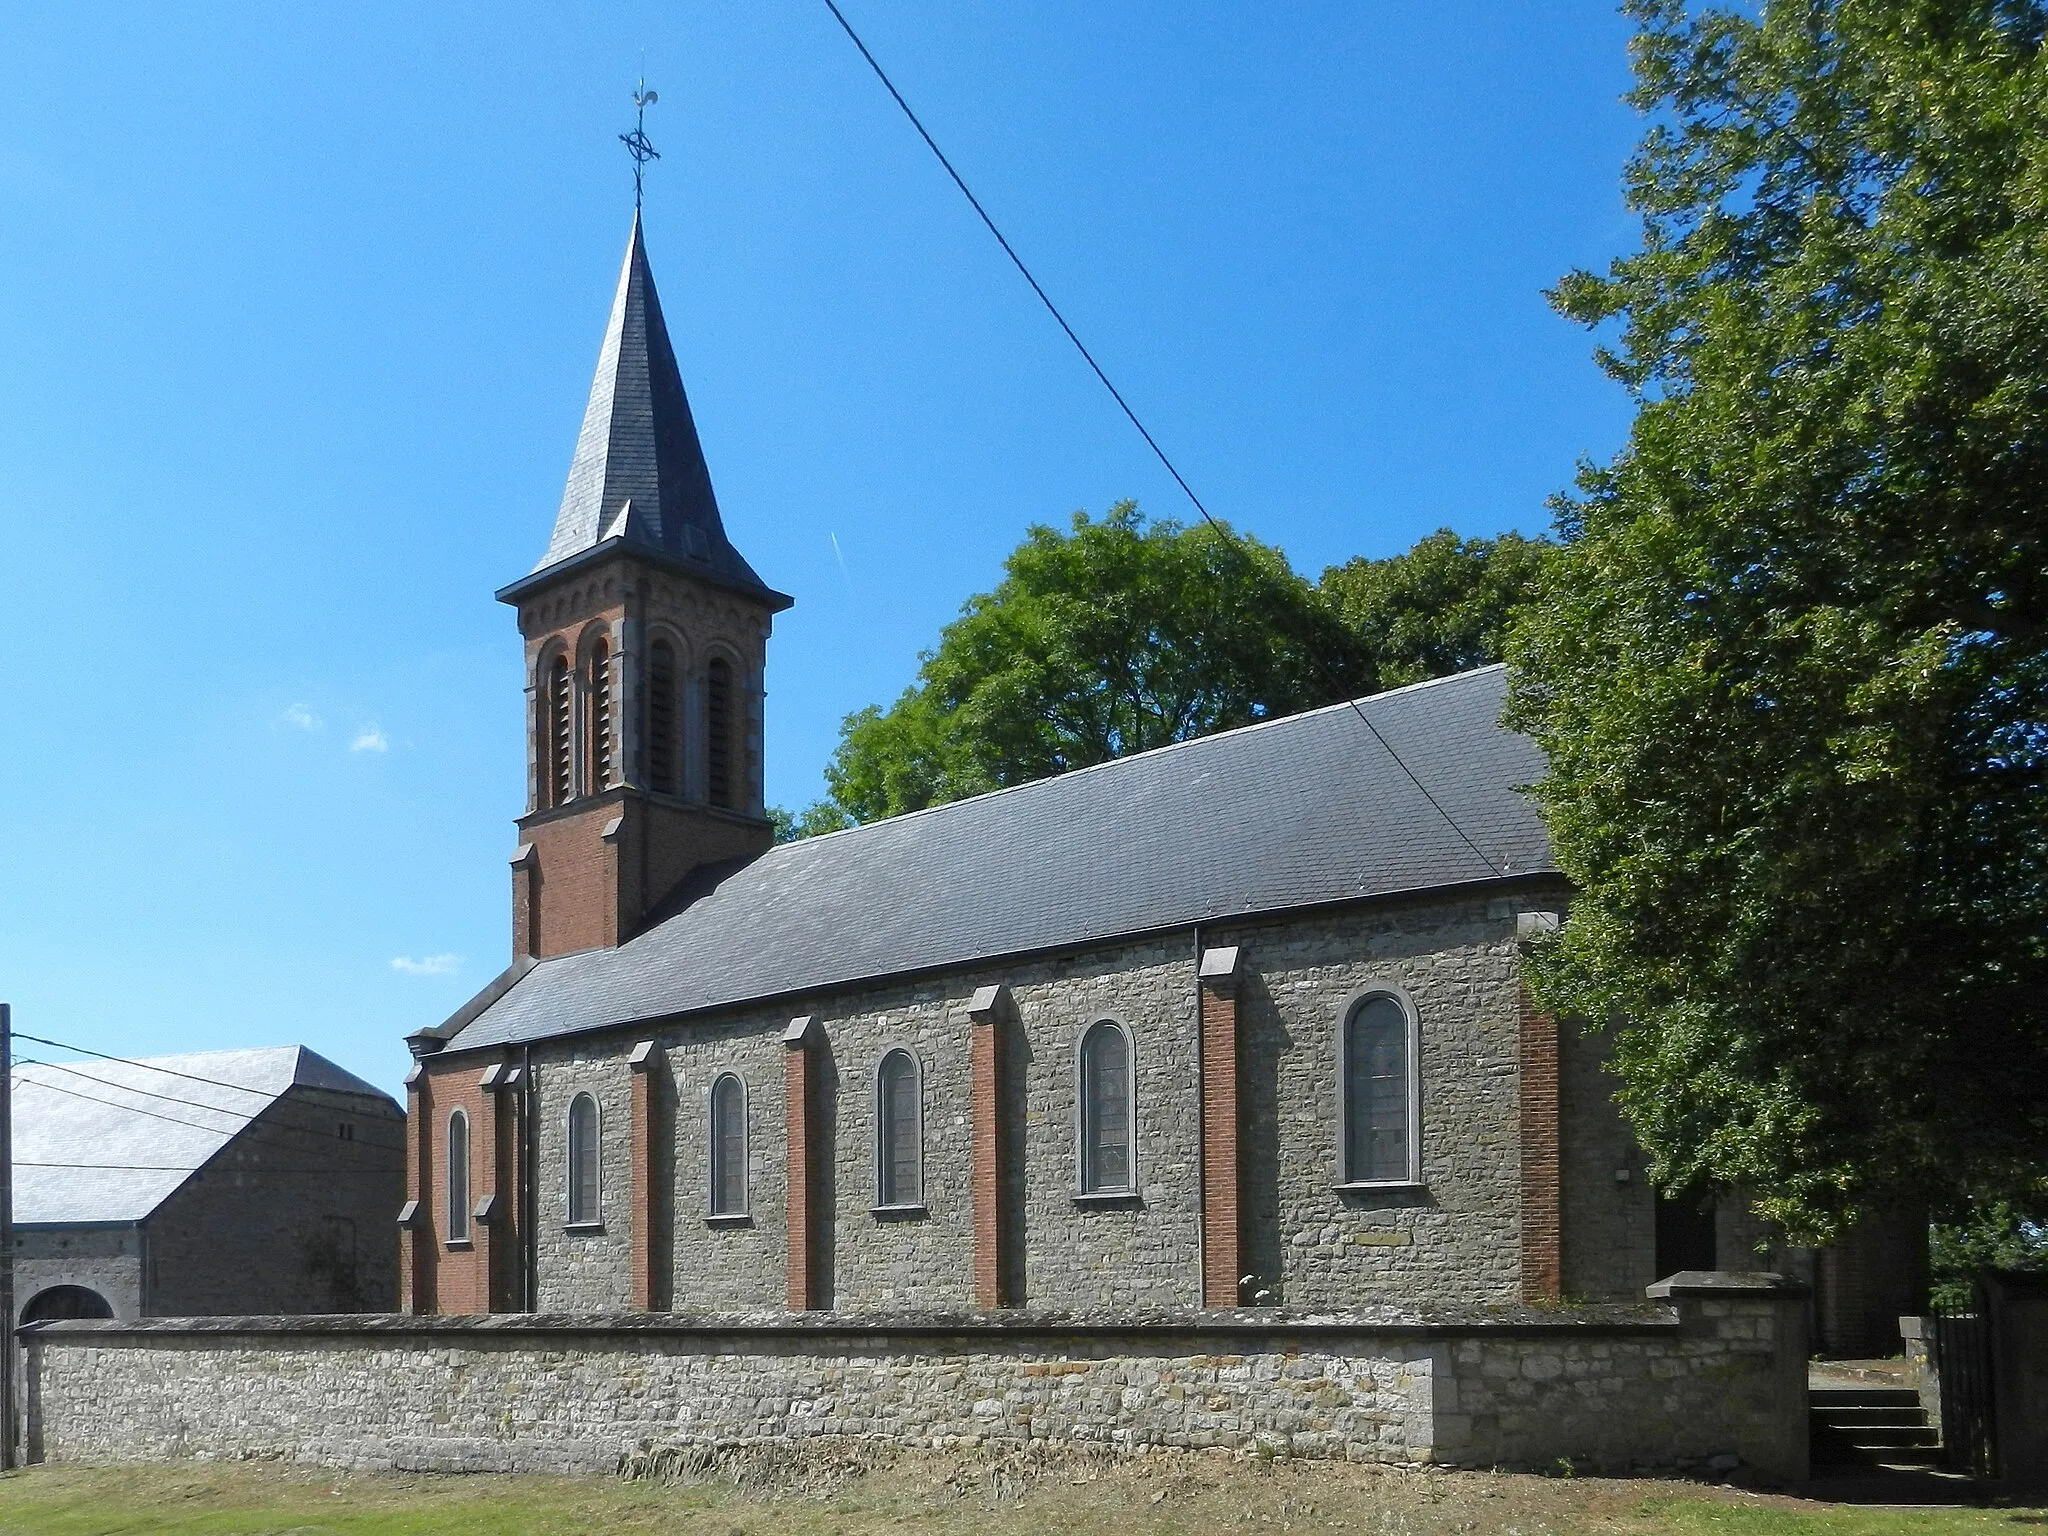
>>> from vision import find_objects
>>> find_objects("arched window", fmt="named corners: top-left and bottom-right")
top-left (646, 637), bottom-right (679, 796)
top-left (446, 1109), bottom-right (471, 1243)
top-left (546, 655), bottom-right (573, 806)
top-left (710, 1073), bottom-right (748, 1216)
top-left (1078, 1019), bottom-right (1134, 1195)
top-left (586, 638), bottom-right (613, 792)
top-left (20, 1285), bottom-right (113, 1323)
top-left (706, 655), bottom-right (734, 809)
top-left (1341, 991), bottom-right (1419, 1185)
top-left (566, 1092), bottom-right (601, 1226)
top-left (875, 1049), bottom-right (922, 1208)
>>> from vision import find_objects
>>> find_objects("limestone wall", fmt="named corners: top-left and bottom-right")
top-left (512, 887), bottom-right (1573, 1317)
top-left (26, 1280), bottom-right (1808, 1482)
top-left (14, 1229), bottom-right (142, 1321)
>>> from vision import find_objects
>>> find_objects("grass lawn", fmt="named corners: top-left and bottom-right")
top-left (0, 1448), bottom-right (2037, 1536)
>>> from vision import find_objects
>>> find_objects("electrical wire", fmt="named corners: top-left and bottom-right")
top-left (14, 1031), bottom-right (318, 1103)
top-left (12, 1059), bottom-right (406, 1157)
top-left (10, 1032), bottom-right (407, 1153)
top-left (819, 1), bottom-right (1509, 880)
top-left (14, 1160), bottom-right (396, 1175)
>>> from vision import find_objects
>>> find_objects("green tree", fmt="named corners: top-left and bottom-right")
top-left (1929, 1202), bottom-right (2048, 1306)
top-left (1509, 0), bottom-right (2048, 1238)
top-left (1321, 530), bottom-right (1553, 689)
top-left (807, 502), bottom-right (1371, 824)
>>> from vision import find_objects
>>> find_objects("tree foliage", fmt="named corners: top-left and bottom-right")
top-left (773, 509), bottom-right (1555, 834)
top-left (1930, 1202), bottom-right (2048, 1306)
top-left (1508, 0), bottom-right (2048, 1238)
top-left (809, 502), bottom-right (1370, 823)
top-left (1322, 530), bottom-right (1554, 690)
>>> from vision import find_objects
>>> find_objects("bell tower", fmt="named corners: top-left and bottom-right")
top-left (497, 213), bottom-right (792, 959)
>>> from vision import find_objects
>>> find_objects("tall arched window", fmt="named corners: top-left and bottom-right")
top-left (546, 655), bottom-right (573, 806)
top-left (875, 1049), bottom-right (922, 1208)
top-left (706, 655), bottom-right (734, 809)
top-left (710, 1073), bottom-right (747, 1216)
top-left (586, 639), bottom-right (613, 792)
top-left (566, 1092), bottom-right (600, 1226)
top-left (1342, 992), bottom-right (1418, 1185)
top-left (446, 1109), bottom-right (471, 1243)
top-left (646, 637), bottom-right (679, 796)
top-left (1078, 1019), bottom-right (1134, 1195)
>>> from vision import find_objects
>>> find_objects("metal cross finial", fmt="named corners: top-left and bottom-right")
top-left (620, 81), bottom-right (660, 209)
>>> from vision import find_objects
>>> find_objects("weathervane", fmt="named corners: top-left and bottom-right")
top-left (620, 81), bottom-right (660, 209)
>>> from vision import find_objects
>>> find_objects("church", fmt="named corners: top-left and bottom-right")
top-left (395, 215), bottom-right (1902, 1340)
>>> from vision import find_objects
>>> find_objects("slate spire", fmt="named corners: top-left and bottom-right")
top-left (531, 213), bottom-right (773, 596)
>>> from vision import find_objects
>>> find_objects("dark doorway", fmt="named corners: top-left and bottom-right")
top-left (1655, 1191), bottom-right (1718, 1277)
top-left (20, 1285), bottom-right (113, 1323)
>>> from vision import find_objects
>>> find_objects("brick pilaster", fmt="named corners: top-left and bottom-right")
top-left (628, 1040), bottom-right (664, 1311)
top-left (470, 1073), bottom-right (500, 1311)
top-left (400, 1066), bottom-right (434, 1315)
top-left (1198, 946), bottom-right (1243, 1308)
top-left (1518, 983), bottom-right (1563, 1303)
top-left (782, 1015), bottom-right (823, 1310)
top-left (966, 985), bottom-right (1012, 1309)
top-left (510, 844), bottom-right (539, 959)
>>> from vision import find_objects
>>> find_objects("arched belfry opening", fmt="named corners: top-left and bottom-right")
top-left (498, 213), bottom-right (791, 959)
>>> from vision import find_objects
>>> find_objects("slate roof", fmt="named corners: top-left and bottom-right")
top-left (13, 1046), bottom-right (395, 1226)
top-left (441, 665), bottom-right (1557, 1056)
top-left (502, 213), bottom-right (787, 608)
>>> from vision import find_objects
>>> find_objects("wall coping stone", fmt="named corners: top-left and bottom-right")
top-left (24, 1302), bottom-right (1683, 1344)
top-left (1645, 1270), bottom-right (1808, 1301)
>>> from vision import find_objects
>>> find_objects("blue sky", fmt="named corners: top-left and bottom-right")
top-left (0, 3), bottom-right (1640, 1097)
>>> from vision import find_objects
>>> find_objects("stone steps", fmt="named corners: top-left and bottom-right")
top-left (1809, 1385), bottom-right (1942, 1469)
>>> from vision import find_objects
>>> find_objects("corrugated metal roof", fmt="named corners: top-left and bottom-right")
top-left (445, 665), bottom-right (1555, 1055)
top-left (14, 1046), bottom-right (393, 1226)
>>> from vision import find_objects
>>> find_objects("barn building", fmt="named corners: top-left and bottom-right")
top-left (13, 1047), bottom-right (404, 1321)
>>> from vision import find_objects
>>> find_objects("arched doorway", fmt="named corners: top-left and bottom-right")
top-left (20, 1285), bottom-right (113, 1324)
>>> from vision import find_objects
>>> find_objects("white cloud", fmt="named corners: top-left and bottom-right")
top-left (350, 724), bottom-right (389, 753)
top-left (281, 703), bottom-right (323, 732)
top-left (390, 953), bottom-right (461, 977)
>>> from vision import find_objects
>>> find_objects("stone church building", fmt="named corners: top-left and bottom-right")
top-left (398, 217), bottom-right (1905, 1340)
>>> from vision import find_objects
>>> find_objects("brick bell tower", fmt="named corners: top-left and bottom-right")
top-left (496, 213), bottom-right (792, 959)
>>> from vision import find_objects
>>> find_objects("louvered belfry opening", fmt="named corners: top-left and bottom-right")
top-left (707, 655), bottom-right (734, 809)
top-left (587, 638), bottom-right (613, 791)
top-left (547, 656), bottom-right (573, 806)
top-left (646, 638), bottom-right (678, 796)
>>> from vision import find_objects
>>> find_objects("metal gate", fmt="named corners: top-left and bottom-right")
top-left (1930, 1289), bottom-right (1998, 1479)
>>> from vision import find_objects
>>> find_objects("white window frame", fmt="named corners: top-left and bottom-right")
top-left (1073, 1016), bottom-right (1139, 1198)
top-left (1334, 984), bottom-right (1424, 1189)
top-left (445, 1108), bottom-right (471, 1245)
top-left (708, 1071), bottom-right (750, 1218)
top-left (565, 1091), bottom-right (603, 1229)
top-left (872, 1047), bottom-right (925, 1213)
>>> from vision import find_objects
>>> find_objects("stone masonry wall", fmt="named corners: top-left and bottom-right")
top-left (13, 1230), bottom-right (142, 1321)
top-left (533, 1047), bottom-right (636, 1313)
top-left (510, 886), bottom-right (1575, 1318)
top-left (1234, 895), bottom-right (1563, 1309)
top-left (146, 1087), bottom-right (405, 1317)
top-left (1558, 1027), bottom-right (1654, 1301)
top-left (23, 1283), bottom-right (1809, 1481)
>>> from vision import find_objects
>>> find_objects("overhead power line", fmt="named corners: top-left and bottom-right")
top-left (15, 1160), bottom-right (396, 1175)
top-left (819, 2), bottom-right (1509, 880)
top-left (13, 1057), bottom-right (406, 1158)
top-left (14, 1031), bottom-right (308, 1103)
top-left (11, 1031), bottom-right (407, 1153)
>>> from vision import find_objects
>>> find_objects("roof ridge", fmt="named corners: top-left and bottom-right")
top-left (772, 663), bottom-right (1509, 853)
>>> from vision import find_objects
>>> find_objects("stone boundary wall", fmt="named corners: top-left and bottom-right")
top-left (24, 1275), bottom-right (1808, 1482)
